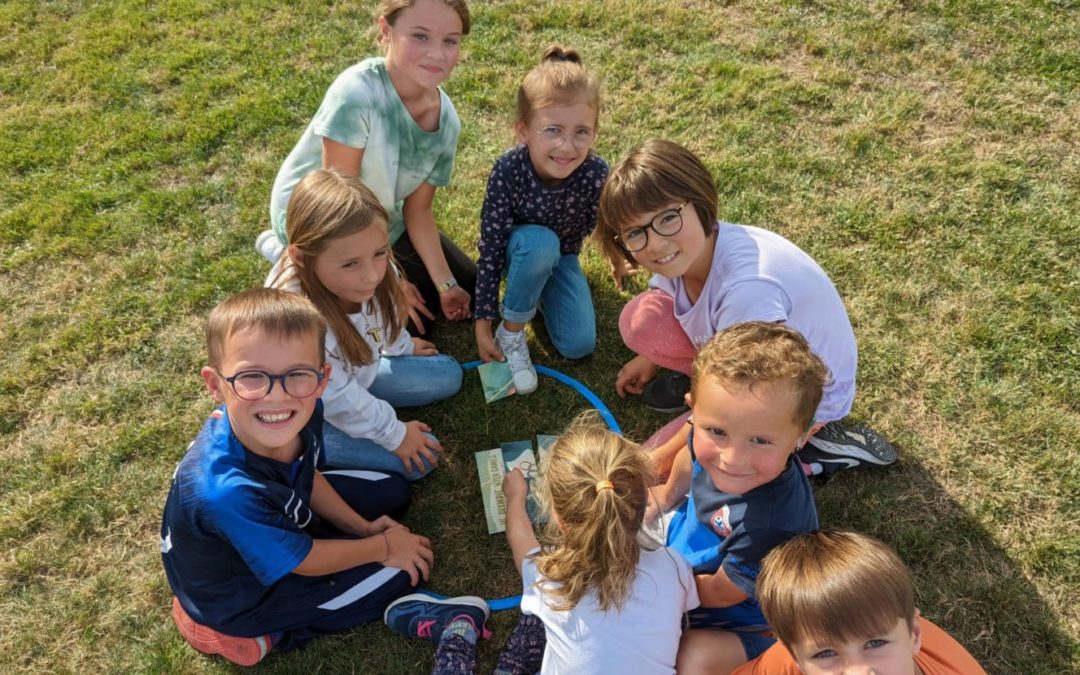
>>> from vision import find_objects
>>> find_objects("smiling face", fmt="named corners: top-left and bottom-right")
top-left (201, 326), bottom-right (328, 462)
top-left (788, 615), bottom-right (923, 675)
top-left (516, 102), bottom-right (597, 186)
top-left (305, 225), bottom-right (390, 314)
top-left (621, 200), bottom-right (714, 282)
top-left (380, 0), bottom-right (463, 91)
top-left (688, 374), bottom-right (812, 495)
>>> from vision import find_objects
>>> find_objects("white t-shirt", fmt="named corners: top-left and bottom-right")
top-left (650, 222), bottom-right (857, 422)
top-left (521, 547), bottom-right (700, 675)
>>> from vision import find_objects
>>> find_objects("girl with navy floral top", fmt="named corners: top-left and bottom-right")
top-left (474, 46), bottom-right (609, 394)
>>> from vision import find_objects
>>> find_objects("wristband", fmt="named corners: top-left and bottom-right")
top-left (436, 276), bottom-right (458, 294)
top-left (380, 530), bottom-right (390, 564)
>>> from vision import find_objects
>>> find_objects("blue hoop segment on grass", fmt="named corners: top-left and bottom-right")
top-left (422, 361), bottom-right (621, 612)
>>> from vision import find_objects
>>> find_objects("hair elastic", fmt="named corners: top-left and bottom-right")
top-left (594, 479), bottom-right (614, 494)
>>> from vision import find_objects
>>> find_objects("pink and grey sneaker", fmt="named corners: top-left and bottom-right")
top-left (383, 593), bottom-right (491, 643)
top-left (171, 597), bottom-right (277, 666)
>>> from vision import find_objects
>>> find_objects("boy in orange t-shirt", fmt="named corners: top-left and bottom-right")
top-left (733, 530), bottom-right (986, 675)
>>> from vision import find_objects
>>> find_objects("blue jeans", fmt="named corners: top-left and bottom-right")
top-left (323, 354), bottom-right (461, 481)
top-left (500, 225), bottom-right (595, 359)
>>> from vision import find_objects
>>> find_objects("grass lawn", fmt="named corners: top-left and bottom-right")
top-left (1, 0), bottom-right (1077, 672)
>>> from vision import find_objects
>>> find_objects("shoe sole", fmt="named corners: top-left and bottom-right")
top-left (171, 597), bottom-right (269, 666)
top-left (805, 437), bottom-right (897, 465)
top-left (383, 593), bottom-right (491, 628)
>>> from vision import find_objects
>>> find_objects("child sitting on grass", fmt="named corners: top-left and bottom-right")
top-left (646, 321), bottom-right (826, 674)
top-left (161, 288), bottom-right (434, 665)
top-left (733, 529), bottom-right (987, 675)
top-left (384, 413), bottom-right (699, 674)
top-left (597, 139), bottom-right (897, 478)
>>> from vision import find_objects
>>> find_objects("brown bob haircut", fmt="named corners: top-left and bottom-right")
top-left (757, 529), bottom-right (917, 647)
top-left (596, 139), bottom-right (718, 265)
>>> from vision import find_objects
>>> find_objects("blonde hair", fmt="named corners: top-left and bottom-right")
top-left (275, 169), bottom-right (408, 368)
top-left (692, 321), bottom-right (828, 430)
top-left (757, 530), bottom-right (917, 646)
top-left (206, 288), bottom-right (327, 370)
top-left (516, 45), bottom-right (600, 127)
top-left (532, 412), bottom-right (653, 612)
top-left (378, 0), bottom-right (471, 36)
top-left (596, 139), bottom-right (718, 265)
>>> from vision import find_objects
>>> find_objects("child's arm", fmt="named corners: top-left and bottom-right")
top-left (694, 566), bottom-right (749, 609)
top-left (649, 418), bottom-right (692, 479)
top-left (501, 469), bottom-right (540, 575)
top-left (403, 183), bottom-right (471, 321)
top-left (310, 471), bottom-right (393, 536)
top-left (645, 443), bottom-right (693, 523)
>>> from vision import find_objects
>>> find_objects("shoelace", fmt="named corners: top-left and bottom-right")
top-left (417, 619), bottom-right (436, 638)
top-left (500, 334), bottom-right (531, 372)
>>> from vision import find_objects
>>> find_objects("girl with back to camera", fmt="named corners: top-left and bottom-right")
top-left (384, 413), bottom-right (700, 674)
top-left (596, 139), bottom-right (898, 478)
top-left (270, 169), bottom-right (461, 480)
top-left (473, 46), bottom-right (610, 394)
top-left (261, 0), bottom-right (476, 335)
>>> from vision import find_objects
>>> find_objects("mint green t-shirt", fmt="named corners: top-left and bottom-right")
top-left (270, 57), bottom-right (460, 245)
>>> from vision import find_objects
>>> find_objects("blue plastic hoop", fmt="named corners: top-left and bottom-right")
top-left (421, 361), bottom-right (621, 611)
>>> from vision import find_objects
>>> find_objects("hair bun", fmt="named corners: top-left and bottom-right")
top-left (542, 44), bottom-right (581, 65)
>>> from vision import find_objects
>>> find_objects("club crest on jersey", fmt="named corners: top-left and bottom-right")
top-left (710, 504), bottom-right (733, 537)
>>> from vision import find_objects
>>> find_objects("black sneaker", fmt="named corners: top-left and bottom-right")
top-left (799, 421), bottom-right (898, 476)
top-left (642, 372), bottom-right (691, 413)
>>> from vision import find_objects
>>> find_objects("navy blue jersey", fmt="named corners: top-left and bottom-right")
top-left (160, 402), bottom-right (325, 630)
top-left (667, 428), bottom-right (818, 630)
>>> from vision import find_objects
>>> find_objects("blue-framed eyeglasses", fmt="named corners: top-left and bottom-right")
top-left (217, 368), bottom-right (325, 401)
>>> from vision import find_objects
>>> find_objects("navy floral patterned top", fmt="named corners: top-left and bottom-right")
top-left (474, 144), bottom-right (609, 320)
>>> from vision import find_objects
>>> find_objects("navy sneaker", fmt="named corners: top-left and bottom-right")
top-left (384, 594), bottom-right (490, 644)
top-left (799, 421), bottom-right (898, 476)
top-left (642, 372), bottom-right (691, 413)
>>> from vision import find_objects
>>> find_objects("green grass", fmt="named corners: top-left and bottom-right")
top-left (2, 0), bottom-right (1078, 672)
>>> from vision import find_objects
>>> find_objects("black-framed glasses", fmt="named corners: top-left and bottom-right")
top-left (533, 125), bottom-right (597, 149)
top-left (614, 203), bottom-right (687, 253)
top-left (217, 368), bottom-right (325, 401)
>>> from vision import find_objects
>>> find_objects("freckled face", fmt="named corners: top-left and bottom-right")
top-left (689, 375), bottom-right (810, 495)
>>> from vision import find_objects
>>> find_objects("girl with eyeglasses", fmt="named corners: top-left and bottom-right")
top-left (260, 0), bottom-right (476, 336)
top-left (269, 169), bottom-right (462, 481)
top-left (473, 46), bottom-right (610, 395)
top-left (596, 139), bottom-right (897, 480)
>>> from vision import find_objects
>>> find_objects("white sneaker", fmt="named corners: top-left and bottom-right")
top-left (495, 324), bottom-right (538, 395)
top-left (256, 229), bottom-right (284, 263)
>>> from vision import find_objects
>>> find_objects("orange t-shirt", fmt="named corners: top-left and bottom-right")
top-left (731, 617), bottom-right (987, 675)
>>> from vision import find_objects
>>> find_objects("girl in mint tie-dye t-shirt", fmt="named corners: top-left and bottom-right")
top-left (261, 0), bottom-right (476, 336)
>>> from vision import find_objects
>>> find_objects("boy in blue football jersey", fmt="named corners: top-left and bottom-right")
top-left (160, 288), bottom-right (438, 665)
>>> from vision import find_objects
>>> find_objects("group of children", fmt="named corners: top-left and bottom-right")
top-left (159, 0), bottom-right (987, 672)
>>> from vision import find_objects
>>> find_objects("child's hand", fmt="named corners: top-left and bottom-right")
top-left (440, 285), bottom-right (472, 322)
top-left (502, 468), bottom-right (528, 502)
top-left (384, 526), bottom-right (434, 586)
top-left (361, 515), bottom-right (407, 536)
top-left (616, 354), bottom-right (658, 398)
top-left (475, 320), bottom-right (504, 362)
top-left (610, 257), bottom-right (640, 291)
top-left (411, 337), bottom-right (439, 356)
top-left (392, 421), bottom-right (443, 475)
top-left (404, 280), bottom-right (435, 335)
top-left (643, 484), bottom-right (666, 524)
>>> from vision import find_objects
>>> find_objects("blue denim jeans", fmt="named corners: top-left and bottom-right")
top-left (500, 225), bottom-right (596, 359)
top-left (323, 354), bottom-right (461, 481)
